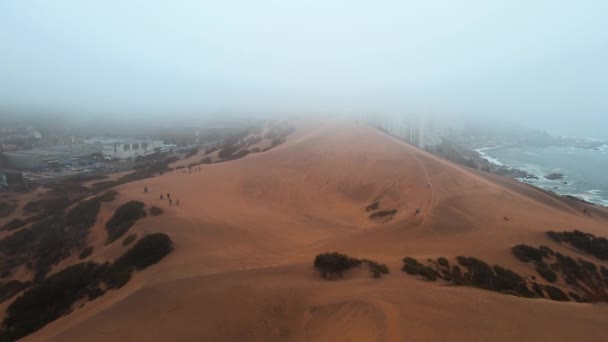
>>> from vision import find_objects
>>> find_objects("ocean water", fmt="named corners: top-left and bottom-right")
top-left (476, 145), bottom-right (608, 206)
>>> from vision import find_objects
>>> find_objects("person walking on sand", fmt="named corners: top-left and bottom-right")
top-left (160, 194), bottom-right (163, 200)
top-left (169, 198), bottom-right (173, 206)
top-left (176, 199), bottom-right (180, 206)
top-left (167, 193), bottom-right (171, 199)
top-left (144, 186), bottom-right (148, 193)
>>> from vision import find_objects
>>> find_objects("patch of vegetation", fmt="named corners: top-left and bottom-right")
top-left (201, 156), bottom-right (212, 164)
top-left (365, 201), bottom-right (379, 211)
top-left (79, 246), bottom-right (93, 260)
top-left (314, 252), bottom-right (362, 279)
top-left (535, 262), bottom-right (557, 282)
top-left (66, 197), bottom-right (101, 234)
top-left (437, 257), bottom-right (449, 267)
top-left (362, 259), bottom-right (390, 278)
top-left (115, 233), bottom-right (173, 271)
top-left (23, 196), bottom-right (71, 216)
top-left (511, 244), bottom-right (551, 263)
top-left (105, 201), bottom-right (146, 244)
top-left (149, 206), bottom-right (163, 216)
top-left (1, 262), bottom-right (107, 340)
top-left (0, 280), bottom-right (31, 303)
top-left (369, 209), bottom-right (397, 220)
top-left (547, 230), bottom-right (608, 261)
top-left (1, 218), bottom-right (26, 231)
top-left (0, 201), bottom-right (16, 218)
top-left (402, 257), bottom-right (439, 281)
top-left (122, 234), bottom-right (137, 246)
top-left (0, 233), bottom-right (174, 340)
top-left (453, 256), bottom-right (535, 297)
top-left (97, 190), bottom-right (118, 202)
top-left (544, 285), bottom-right (570, 301)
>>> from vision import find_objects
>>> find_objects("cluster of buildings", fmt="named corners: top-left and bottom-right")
top-left (0, 137), bottom-right (172, 171)
top-left (365, 114), bottom-right (444, 149)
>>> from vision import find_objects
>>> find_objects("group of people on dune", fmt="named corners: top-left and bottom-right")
top-left (144, 186), bottom-right (180, 206)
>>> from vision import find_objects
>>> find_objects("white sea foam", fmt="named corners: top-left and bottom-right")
top-left (475, 146), bottom-right (504, 166)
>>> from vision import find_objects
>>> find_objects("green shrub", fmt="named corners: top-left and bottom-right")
top-left (314, 252), bottom-right (362, 279)
top-left (122, 234), bottom-right (137, 246)
top-left (105, 201), bottom-right (146, 244)
top-left (437, 257), bottom-right (449, 267)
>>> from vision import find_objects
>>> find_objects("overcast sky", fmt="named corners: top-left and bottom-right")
top-left (1, 1), bottom-right (607, 138)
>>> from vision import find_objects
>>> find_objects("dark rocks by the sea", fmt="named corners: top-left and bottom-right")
top-left (545, 173), bottom-right (564, 180)
top-left (494, 167), bottom-right (539, 180)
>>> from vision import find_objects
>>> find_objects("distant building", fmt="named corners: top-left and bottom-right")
top-left (0, 145), bottom-right (101, 170)
top-left (83, 137), bottom-right (169, 160)
top-left (378, 115), bottom-right (443, 149)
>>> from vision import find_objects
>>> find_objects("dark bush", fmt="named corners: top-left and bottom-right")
top-left (1, 218), bottom-right (26, 231)
top-left (66, 198), bottom-right (101, 233)
top-left (437, 257), bottom-right (449, 267)
top-left (114, 233), bottom-right (173, 271)
top-left (97, 190), bottom-right (118, 202)
top-left (1, 262), bottom-right (106, 340)
top-left (369, 209), bottom-right (397, 220)
top-left (365, 201), bottom-right (379, 211)
top-left (201, 156), bottom-right (212, 164)
top-left (79, 246), bottom-right (93, 260)
top-left (362, 259), bottom-right (390, 278)
top-left (544, 285), bottom-right (570, 301)
top-left (402, 257), bottom-right (439, 281)
top-left (535, 262), bottom-right (558, 282)
top-left (0, 280), bottom-right (31, 303)
top-left (314, 252), bottom-right (361, 279)
top-left (0, 233), bottom-right (174, 340)
top-left (511, 244), bottom-right (548, 263)
top-left (122, 234), bottom-right (137, 246)
top-left (105, 201), bottom-right (146, 244)
top-left (0, 201), bottom-right (16, 218)
top-left (547, 230), bottom-right (608, 261)
top-left (149, 206), bottom-right (163, 216)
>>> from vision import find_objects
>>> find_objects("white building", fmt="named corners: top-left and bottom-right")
top-left (84, 137), bottom-right (169, 160)
top-left (379, 115), bottom-right (443, 149)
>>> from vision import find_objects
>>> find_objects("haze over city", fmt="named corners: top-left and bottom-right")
top-left (2, 0), bottom-right (608, 138)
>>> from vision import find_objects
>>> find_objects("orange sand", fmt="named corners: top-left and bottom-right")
top-left (17, 119), bottom-right (608, 341)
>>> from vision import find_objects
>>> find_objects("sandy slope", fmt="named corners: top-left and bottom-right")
top-left (24, 119), bottom-right (608, 341)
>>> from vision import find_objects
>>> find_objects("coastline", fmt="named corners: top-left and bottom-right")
top-left (476, 146), bottom-right (608, 207)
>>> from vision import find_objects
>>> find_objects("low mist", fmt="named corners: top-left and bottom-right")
top-left (1, 1), bottom-right (607, 138)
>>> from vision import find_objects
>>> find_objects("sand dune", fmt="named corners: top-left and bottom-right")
top-left (23, 119), bottom-right (608, 341)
